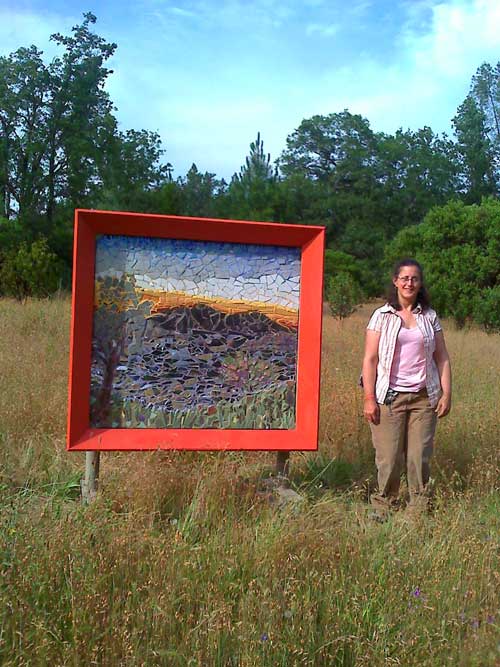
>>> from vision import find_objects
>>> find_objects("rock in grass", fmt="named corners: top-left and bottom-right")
top-left (275, 486), bottom-right (305, 510)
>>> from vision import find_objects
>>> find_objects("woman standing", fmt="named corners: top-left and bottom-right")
top-left (362, 258), bottom-right (452, 518)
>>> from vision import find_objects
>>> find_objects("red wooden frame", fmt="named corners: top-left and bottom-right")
top-left (67, 209), bottom-right (325, 451)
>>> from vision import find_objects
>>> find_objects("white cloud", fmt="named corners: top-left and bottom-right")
top-left (0, 8), bottom-right (75, 57)
top-left (168, 6), bottom-right (198, 18)
top-left (306, 23), bottom-right (339, 37)
top-left (348, 1), bottom-right (373, 17)
top-left (311, 0), bottom-right (500, 135)
top-left (403, 0), bottom-right (500, 77)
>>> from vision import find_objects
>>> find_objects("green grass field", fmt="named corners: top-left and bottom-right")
top-left (0, 297), bottom-right (499, 666)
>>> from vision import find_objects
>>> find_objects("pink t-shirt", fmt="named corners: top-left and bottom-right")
top-left (389, 326), bottom-right (426, 392)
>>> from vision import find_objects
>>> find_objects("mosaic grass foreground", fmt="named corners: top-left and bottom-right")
top-left (90, 236), bottom-right (301, 429)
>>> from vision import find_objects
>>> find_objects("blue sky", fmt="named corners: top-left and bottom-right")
top-left (2, 0), bottom-right (500, 180)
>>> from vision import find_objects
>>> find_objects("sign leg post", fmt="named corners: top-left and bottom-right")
top-left (273, 451), bottom-right (303, 507)
top-left (81, 451), bottom-right (100, 504)
top-left (276, 451), bottom-right (290, 483)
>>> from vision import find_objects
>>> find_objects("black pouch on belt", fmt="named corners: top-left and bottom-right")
top-left (384, 388), bottom-right (399, 405)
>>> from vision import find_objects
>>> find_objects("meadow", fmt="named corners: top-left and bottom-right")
top-left (0, 297), bottom-right (499, 666)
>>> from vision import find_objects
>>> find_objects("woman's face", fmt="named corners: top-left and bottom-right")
top-left (393, 264), bottom-right (422, 303)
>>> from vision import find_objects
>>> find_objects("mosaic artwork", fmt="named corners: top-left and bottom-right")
top-left (90, 235), bottom-right (301, 429)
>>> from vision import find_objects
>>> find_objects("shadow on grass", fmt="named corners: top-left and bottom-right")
top-left (292, 454), bottom-right (372, 498)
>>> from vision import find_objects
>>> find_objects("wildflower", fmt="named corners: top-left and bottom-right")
top-left (260, 632), bottom-right (269, 642)
top-left (470, 619), bottom-right (480, 630)
top-left (412, 587), bottom-right (422, 598)
top-left (487, 615), bottom-right (495, 624)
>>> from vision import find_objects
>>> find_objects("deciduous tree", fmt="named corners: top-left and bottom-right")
top-left (385, 198), bottom-right (500, 329)
top-left (0, 13), bottom-right (117, 225)
top-left (453, 96), bottom-right (497, 202)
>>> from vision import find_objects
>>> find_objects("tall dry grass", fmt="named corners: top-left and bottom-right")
top-left (0, 297), bottom-right (499, 666)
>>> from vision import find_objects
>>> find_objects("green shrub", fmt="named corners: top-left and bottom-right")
top-left (473, 285), bottom-right (500, 332)
top-left (326, 271), bottom-right (363, 319)
top-left (324, 249), bottom-right (381, 298)
top-left (0, 238), bottom-right (65, 300)
top-left (324, 249), bottom-right (360, 283)
top-left (385, 198), bottom-right (500, 329)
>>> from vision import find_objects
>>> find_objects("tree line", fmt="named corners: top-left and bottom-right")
top-left (0, 13), bottom-right (499, 329)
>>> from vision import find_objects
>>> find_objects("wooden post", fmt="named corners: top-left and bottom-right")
top-left (81, 451), bottom-right (100, 504)
top-left (276, 451), bottom-right (290, 484)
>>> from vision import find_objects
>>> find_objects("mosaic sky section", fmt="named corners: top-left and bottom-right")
top-left (95, 235), bottom-right (301, 310)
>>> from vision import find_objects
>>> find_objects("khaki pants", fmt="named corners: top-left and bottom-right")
top-left (369, 389), bottom-right (437, 511)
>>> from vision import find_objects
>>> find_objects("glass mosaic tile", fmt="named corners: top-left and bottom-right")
top-left (90, 235), bottom-right (301, 430)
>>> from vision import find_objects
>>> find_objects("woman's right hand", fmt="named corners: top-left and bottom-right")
top-left (363, 398), bottom-right (380, 425)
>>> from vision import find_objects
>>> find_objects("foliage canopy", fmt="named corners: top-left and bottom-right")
top-left (0, 14), bottom-right (499, 325)
top-left (385, 198), bottom-right (500, 330)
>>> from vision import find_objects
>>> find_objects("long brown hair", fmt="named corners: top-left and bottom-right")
top-left (386, 258), bottom-right (431, 311)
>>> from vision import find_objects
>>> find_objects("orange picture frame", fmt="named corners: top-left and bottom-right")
top-left (67, 209), bottom-right (325, 451)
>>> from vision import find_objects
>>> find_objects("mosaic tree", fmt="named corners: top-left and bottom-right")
top-left (91, 273), bottom-right (151, 424)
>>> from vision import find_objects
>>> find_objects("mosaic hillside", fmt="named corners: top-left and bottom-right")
top-left (90, 236), bottom-right (301, 429)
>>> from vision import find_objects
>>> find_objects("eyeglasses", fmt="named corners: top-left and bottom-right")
top-left (398, 276), bottom-right (420, 284)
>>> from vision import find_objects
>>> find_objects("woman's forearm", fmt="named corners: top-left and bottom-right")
top-left (438, 358), bottom-right (452, 397)
top-left (362, 358), bottom-right (378, 397)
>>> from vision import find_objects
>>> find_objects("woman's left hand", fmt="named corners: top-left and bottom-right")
top-left (435, 394), bottom-right (451, 418)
